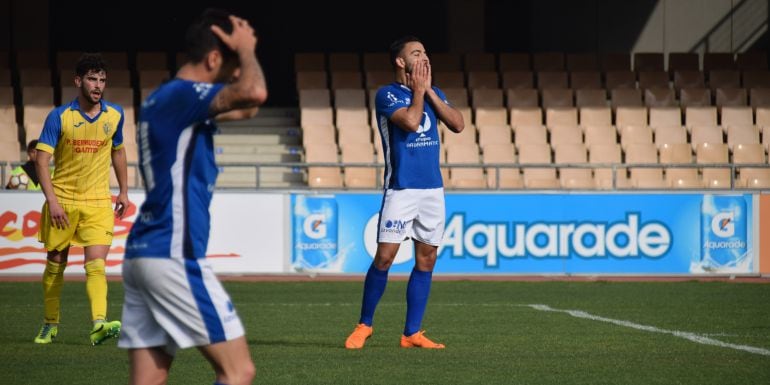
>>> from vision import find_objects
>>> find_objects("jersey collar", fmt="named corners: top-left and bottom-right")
top-left (396, 82), bottom-right (411, 92)
top-left (69, 97), bottom-right (107, 123)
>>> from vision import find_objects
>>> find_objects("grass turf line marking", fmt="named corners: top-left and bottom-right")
top-left (525, 304), bottom-right (770, 357)
top-left (224, 302), bottom-right (765, 355)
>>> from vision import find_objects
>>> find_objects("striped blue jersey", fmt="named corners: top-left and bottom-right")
top-left (125, 79), bottom-right (224, 260)
top-left (375, 83), bottom-right (448, 189)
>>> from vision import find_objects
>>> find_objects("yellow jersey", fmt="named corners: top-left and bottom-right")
top-left (36, 98), bottom-right (125, 207)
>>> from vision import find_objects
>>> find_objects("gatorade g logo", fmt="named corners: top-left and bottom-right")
top-left (711, 212), bottom-right (734, 238)
top-left (303, 214), bottom-right (327, 240)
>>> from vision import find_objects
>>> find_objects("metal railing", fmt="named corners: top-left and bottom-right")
top-left (3, 161), bottom-right (767, 191)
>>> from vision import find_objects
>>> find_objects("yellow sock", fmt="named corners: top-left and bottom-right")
top-left (42, 260), bottom-right (66, 324)
top-left (84, 259), bottom-right (108, 322)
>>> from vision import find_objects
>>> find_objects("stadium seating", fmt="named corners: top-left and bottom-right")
top-left (446, 143), bottom-right (486, 188)
top-left (501, 71), bottom-right (534, 89)
top-left (659, 143), bottom-right (699, 188)
top-left (697, 142), bottom-right (731, 188)
top-left (566, 53), bottom-right (599, 71)
top-left (584, 124), bottom-right (617, 147)
top-left (589, 143), bottom-right (623, 189)
top-left (625, 143), bottom-right (666, 189)
top-left (135, 51), bottom-right (168, 70)
top-left (555, 143), bottom-right (593, 189)
top-left (518, 143), bottom-right (558, 188)
top-left (305, 143), bottom-right (343, 188)
top-left (341, 143), bottom-right (377, 188)
top-left (549, 124), bottom-right (582, 150)
top-left (328, 53), bottom-right (360, 72)
top-left (482, 142), bottom-right (521, 188)
top-left (580, 107), bottom-right (612, 127)
top-left (511, 107), bottom-right (543, 127)
top-left (569, 71), bottom-right (601, 89)
top-left (734, 144), bottom-right (770, 188)
top-left (654, 125), bottom-right (688, 148)
top-left (363, 53), bottom-right (390, 71)
top-left (7, 48), bottom-right (765, 191)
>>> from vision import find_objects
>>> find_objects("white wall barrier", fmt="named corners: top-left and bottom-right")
top-left (0, 191), bottom-right (763, 276)
top-left (0, 192), bottom-right (286, 275)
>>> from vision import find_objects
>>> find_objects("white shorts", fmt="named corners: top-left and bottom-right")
top-left (377, 188), bottom-right (445, 246)
top-left (118, 257), bottom-right (245, 355)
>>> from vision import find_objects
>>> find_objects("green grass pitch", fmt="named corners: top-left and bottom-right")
top-left (0, 280), bottom-right (768, 384)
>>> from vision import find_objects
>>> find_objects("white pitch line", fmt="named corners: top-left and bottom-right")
top-left (234, 302), bottom-right (768, 356)
top-left (525, 304), bottom-right (770, 357)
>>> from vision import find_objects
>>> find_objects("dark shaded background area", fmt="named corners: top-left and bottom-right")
top-left (484, 0), bottom-right (768, 54)
top-left (1, 0), bottom-right (766, 105)
top-left (46, 1), bottom-right (451, 106)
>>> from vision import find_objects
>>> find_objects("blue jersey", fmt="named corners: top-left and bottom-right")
top-left (125, 79), bottom-right (224, 260)
top-left (375, 83), bottom-right (448, 189)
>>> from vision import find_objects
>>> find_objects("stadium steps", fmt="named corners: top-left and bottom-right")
top-left (216, 107), bottom-right (305, 188)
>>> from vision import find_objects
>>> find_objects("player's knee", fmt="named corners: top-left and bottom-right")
top-left (222, 360), bottom-right (255, 385)
top-left (84, 258), bottom-right (106, 275)
top-left (373, 255), bottom-right (395, 270)
top-left (374, 244), bottom-right (399, 270)
top-left (415, 259), bottom-right (437, 272)
top-left (241, 361), bottom-right (256, 383)
top-left (415, 253), bottom-right (438, 271)
top-left (46, 251), bottom-right (68, 263)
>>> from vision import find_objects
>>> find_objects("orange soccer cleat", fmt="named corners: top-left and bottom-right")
top-left (344, 323), bottom-right (373, 349)
top-left (400, 330), bottom-right (445, 349)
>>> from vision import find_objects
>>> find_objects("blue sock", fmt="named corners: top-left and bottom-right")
top-left (214, 382), bottom-right (227, 385)
top-left (358, 263), bottom-right (389, 326)
top-left (404, 268), bottom-right (433, 336)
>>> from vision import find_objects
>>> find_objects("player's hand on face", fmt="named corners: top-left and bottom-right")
top-left (411, 61), bottom-right (428, 92)
top-left (114, 192), bottom-right (130, 219)
top-left (48, 201), bottom-right (69, 229)
top-left (211, 15), bottom-right (257, 54)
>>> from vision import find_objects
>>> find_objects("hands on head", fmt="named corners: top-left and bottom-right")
top-left (210, 15), bottom-right (257, 54)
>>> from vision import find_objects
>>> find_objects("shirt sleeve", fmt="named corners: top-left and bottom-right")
top-left (36, 109), bottom-right (61, 154)
top-left (112, 105), bottom-right (125, 149)
top-left (432, 86), bottom-right (451, 106)
top-left (189, 82), bottom-right (225, 125)
top-left (375, 87), bottom-right (409, 119)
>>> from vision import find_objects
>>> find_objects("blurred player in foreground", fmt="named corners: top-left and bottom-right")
top-left (119, 8), bottom-right (267, 385)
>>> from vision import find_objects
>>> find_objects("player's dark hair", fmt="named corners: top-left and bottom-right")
top-left (185, 8), bottom-right (237, 64)
top-left (26, 139), bottom-right (38, 152)
top-left (389, 36), bottom-right (422, 68)
top-left (75, 53), bottom-right (107, 77)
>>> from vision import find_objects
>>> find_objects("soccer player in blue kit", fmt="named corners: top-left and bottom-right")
top-left (345, 36), bottom-right (464, 349)
top-left (118, 9), bottom-right (267, 385)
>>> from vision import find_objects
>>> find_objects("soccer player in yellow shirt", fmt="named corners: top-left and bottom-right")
top-left (33, 53), bottom-right (131, 345)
